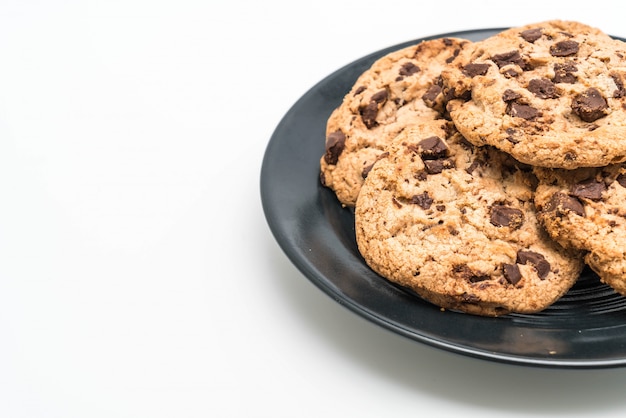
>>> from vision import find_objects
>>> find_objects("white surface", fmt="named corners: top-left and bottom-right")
top-left (1, 1), bottom-right (626, 417)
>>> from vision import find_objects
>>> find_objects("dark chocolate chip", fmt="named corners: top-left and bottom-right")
top-left (490, 205), bottom-right (524, 229)
top-left (491, 50), bottom-right (524, 68)
top-left (445, 47), bottom-right (462, 64)
top-left (520, 28), bottom-right (543, 43)
top-left (453, 264), bottom-right (489, 283)
top-left (462, 62), bottom-right (491, 77)
top-left (411, 192), bottom-right (433, 209)
top-left (417, 136), bottom-right (448, 159)
top-left (354, 86), bottom-right (367, 96)
top-left (502, 89), bottom-right (522, 102)
top-left (572, 88), bottom-right (608, 122)
top-left (444, 86), bottom-right (471, 102)
top-left (503, 68), bottom-right (520, 78)
top-left (611, 74), bottom-right (626, 98)
top-left (507, 102), bottom-right (540, 120)
top-left (553, 62), bottom-right (578, 84)
top-left (550, 40), bottom-right (579, 57)
top-left (502, 263), bottom-right (522, 285)
top-left (422, 84), bottom-right (442, 107)
top-left (564, 152), bottom-right (577, 161)
top-left (324, 130), bottom-right (346, 164)
top-left (424, 158), bottom-right (455, 174)
top-left (516, 251), bottom-right (551, 279)
top-left (360, 101), bottom-right (379, 128)
top-left (465, 159), bottom-right (482, 174)
top-left (546, 192), bottom-right (585, 217)
top-left (570, 179), bottom-right (606, 200)
top-left (399, 62), bottom-right (420, 77)
top-left (505, 128), bottom-right (520, 143)
top-left (361, 152), bottom-right (389, 178)
top-left (527, 78), bottom-right (558, 99)
top-left (371, 89), bottom-right (388, 103)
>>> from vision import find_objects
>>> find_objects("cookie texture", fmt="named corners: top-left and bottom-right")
top-left (355, 122), bottom-right (583, 316)
top-left (442, 20), bottom-right (626, 169)
top-left (534, 165), bottom-right (626, 296)
top-left (320, 37), bottom-right (471, 207)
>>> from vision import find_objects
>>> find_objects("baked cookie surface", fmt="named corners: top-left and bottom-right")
top-left (355, 122), bottom-right (583, 316)
top-left (534, 165), bottom-right (626, 296)
top-left (320, 37), bottom-right (471, 207)
top-left (442, 20), bottom-right (626, 169)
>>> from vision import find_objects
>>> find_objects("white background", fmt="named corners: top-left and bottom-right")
top-left (1, 1), bottom-right (626, 417)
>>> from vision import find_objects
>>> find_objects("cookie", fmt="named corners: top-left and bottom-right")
top-left (441, 20), bottom-right (626, 169)
top-left (320, 37), bottom-right (471, 207)
top-left (534, 165), bottom-right (626, 296)
top-left (354, 121), bottom-right (583, 316)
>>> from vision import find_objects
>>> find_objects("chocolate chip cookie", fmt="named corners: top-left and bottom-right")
top-left (320, 37), bottom-right (471, 207)
top-left (534, 165), bottom-right (626, 296)
top-left (442, 20), bottom-right (626, 169)
top-left (355, 121), bottom-right (583, 316)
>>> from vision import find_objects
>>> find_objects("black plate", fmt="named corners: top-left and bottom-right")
top-left (260, 29), bottom-right (626, 369)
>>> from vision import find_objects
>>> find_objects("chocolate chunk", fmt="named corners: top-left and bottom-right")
top-left (324, 130), bottom-right (346, 164)
top-left (360, 89), bottom-right (389, 128)
top-left (444, 86), bottom-right (471, 101)
top-left (617, 173), bottom-right (626, 188)
top-left (462, 62), bottom-right (491, 77)
top-left (550, 40), bottom-right (579, 57)
top-left (491, 50), bottom-right (524, 68)
top-left (520, 28), bottom-right (542, 43)
top-left (453, 264), bottom-right (489, 283)
top-left (465, 158), bottom-right (482, 174)
top-left (424, 158), bottom-right (455, 174)
top-left (422, 84), bottom-right (442, 107)
top-left (528, 78), bottom-right (558, 99)
top-left (360, 101), bottom-right (379, 128)
top-left (570, 179), bottom-right (606, 200)
top-left (411, 192), bottom-right (433, 209)
top-left (572, 88), bottom-right (608, 122)
top-left (445, 47), bottom-right (462, 64)
top-left (399, 62), bottom-right (420, 77)
top-left (546, 192), bottom-right (585, 217)
top-left (361, 152), bottom-right (389, 178)
top-left (507, 102), bottom-right (540, 120)
top-left (516, 251), bottom-right (551, 279)
top-left (417, 136), bottom-right (448, 159)
top-left (490, 205), bottom-right (524, 229)
top-left (353, 86), bottom-right (366, 96)
top-left (371, 89), bottom-right (388, 103)
top-left (503, 68), bottom-right (520, 78)
top-left (502, 263), bottom-right (522, 285)
top-left (505, 128), bottom-right (520, 143)
top-left (611, 74), bottom-right (626, 98)
top-left (553, 62), bottom-right (578, 84)
top-left (502, 89), bottom-right (522, 102)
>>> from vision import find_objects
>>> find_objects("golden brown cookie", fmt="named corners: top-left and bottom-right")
top-left (441, 20), bottom-right (626, 169)
top-left (534, 165), bottom-right (626, 296)
top-left (320, 37), bottom-right (471, 207)
top-left (355, 122), bottom-right (583, 316)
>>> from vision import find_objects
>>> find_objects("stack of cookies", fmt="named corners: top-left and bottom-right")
top-left (319, 20), bottom-right (626, 316)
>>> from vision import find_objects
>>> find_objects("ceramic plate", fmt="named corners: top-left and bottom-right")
top-left (260, 29), bottom-right (626, 368)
